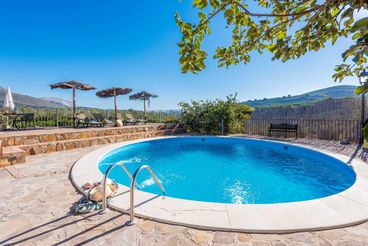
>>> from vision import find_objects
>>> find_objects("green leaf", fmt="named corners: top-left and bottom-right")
top-left (331, 35), bottom-right (338, 45)
top-left (193, 0), bottom-right (208, 9)
top-left (209, 0), bottom-right (219, 8)
top-left (340, 8), bottom-right (353, 19)
top-left (352, 32), bottom-right (361, 40)
top-left (295, 6), bottom-right (306, 13)
top-left (267, 43), bottom-right (277, 51)
top-left (243, 15), bottom-right (250, 25)
top-left (331, 8), bottom-right (339, 17)
top-left (224, 8), bottom-right (234, 18)
top-left (276, 31), bottom-right (286, 39)
top-left (352, 17), bottom-right (368, 31)
top-left (198, 12), bottom-right (206, 20)
top-left (355, 85), bottom-right (368, 95)
top-left (343, 18), bottom-right (354, 28)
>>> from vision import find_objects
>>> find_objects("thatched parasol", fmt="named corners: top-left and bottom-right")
top-left (50, 80), bottom-right (95, 127)
top-left (129, 91), bottom-right (158, 122)
top-left (96, 87), bottom-right (132, 123)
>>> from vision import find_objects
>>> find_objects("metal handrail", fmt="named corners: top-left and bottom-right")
top-left (101, 161), bottom-right (139, 212)
top-left (128, 165), bottom-right (166, 225)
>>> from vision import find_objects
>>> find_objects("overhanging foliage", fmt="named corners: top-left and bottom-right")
top-left (176, 0), bottom-right (368, 81)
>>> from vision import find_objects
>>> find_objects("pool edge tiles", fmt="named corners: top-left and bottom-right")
top-left (71, 136), bottom-right (368, 233)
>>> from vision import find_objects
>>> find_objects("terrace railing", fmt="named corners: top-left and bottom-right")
top-left (1, 109), bottom-right (178, 129)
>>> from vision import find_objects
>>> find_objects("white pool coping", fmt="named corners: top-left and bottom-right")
top-left (70, 136), bottom-right (368, 233)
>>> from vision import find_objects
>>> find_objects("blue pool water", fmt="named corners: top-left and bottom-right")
top-left (98, 137), bottom-right (356, 204)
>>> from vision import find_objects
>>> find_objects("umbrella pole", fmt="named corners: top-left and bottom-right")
top-left (143, 98), bottom-right (147, 124)
top-left (73, 87), bottom-right (76, 128)
top-left (5, 115), bottom-right (9, 129)
top-left (114, 92), bottom-right (117, 124)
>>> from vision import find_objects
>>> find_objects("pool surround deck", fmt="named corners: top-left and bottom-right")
top-left (71, 136), bottom-right (368, 233)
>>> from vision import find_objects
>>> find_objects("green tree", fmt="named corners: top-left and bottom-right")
top-left (176, 0), bottom-right (367, 81)
top-left (179, 94), bottom-right (253, 134)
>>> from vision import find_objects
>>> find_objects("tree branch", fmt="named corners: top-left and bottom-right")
top-left (234, 1), bottom-right (321, 17)
top-left (203, 3), bottom-right (232, 24)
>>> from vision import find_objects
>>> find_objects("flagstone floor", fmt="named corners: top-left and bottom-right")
top-left (1, 138), bottom-right (368, 245)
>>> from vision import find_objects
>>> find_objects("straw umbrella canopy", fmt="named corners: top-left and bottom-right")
top-left (129, 91), bottom-right (158, 122)
top-left (49, 80), bottom-right (95, 127)
top-left (96, 87), bottom-right (132, 122)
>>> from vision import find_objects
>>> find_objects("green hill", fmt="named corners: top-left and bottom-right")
top-left (244, 85), bottom-right (358, 108)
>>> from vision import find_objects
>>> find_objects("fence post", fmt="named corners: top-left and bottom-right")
top-left (56, 108), bottom-right (59, 128)
top-left (221, 118), bottom-right (224, 135)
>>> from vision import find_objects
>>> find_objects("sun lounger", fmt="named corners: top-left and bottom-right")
top-left (76, 113), bottom-right (89, 128)
top-left (92, 113), bottom-right (111, 126)
top-left (123, 113), bottom-right (144, 125)
top-left (76, 113), bottom-right (105, 128)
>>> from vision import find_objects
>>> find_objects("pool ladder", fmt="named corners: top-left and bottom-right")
top-left (101, 162), bottom-right (166, 225)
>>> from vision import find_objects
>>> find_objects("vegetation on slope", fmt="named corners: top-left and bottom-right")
top-left (243, 85), bottom-right (357, 108)
top-left (179, 95), bottom-right (253, 134)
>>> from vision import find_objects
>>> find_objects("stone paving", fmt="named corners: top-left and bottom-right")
top-left (1, 138), bottom-right (368, 245)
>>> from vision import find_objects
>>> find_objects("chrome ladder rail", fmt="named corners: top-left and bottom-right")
top-left (128, 165), bottom-right (166, 225)
top-left (101, 161), bottom-right (140, 212)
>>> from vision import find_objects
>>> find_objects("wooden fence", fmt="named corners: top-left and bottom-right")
top-left (251, 98), bottom-right (364, 120)
top-left (244, 98), bottom-right (365, 142)
top-left (244, 119), bottom-right (361, 142)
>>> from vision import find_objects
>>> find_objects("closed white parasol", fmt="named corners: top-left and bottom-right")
top-left (3, 86), bottom-right (15, 111)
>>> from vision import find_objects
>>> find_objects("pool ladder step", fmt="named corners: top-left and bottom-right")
top-left (101, 162), bottom-right (166, 225)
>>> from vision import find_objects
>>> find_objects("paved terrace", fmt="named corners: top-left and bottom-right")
top-left (1, 137), bottom-right (368, 245)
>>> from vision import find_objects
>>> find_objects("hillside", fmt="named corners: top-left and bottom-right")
top-left (41, 97), bottom-right (73, 107)
top-left (244, 85), bottom-right (358, 108)
top-left (0, 87), bottom-right (66, 108)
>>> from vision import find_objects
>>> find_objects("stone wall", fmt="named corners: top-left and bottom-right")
top-left (0, 124), bottom-right (186, 166)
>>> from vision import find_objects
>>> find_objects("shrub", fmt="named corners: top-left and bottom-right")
top-left (179, 94), bottom-right (253, 135)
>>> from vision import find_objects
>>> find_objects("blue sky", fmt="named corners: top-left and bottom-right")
top-left (0, 0), bottom-right (362, 110)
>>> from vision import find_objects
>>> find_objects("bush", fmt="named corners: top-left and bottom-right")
top-left (179, 95), bottom-right (253, 135)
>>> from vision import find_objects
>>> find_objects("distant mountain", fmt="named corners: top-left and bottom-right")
top-left (0, 87), bottom-right (66, 108)
top-left (243, 85), bottom-right (358, 108)
top-left (41, 97), bottom-right (73, 107)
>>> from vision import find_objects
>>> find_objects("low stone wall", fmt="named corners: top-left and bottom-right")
top-left (0, 124), bottom-right (181, 147)
top-left (22, 127), bottom-right (186, 155)
top-left (0, 147), bottom-right (26, 166)
top-left (0, 124), bottom-right (186, 166)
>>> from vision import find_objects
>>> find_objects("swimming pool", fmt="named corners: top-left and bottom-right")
top-left (98, 136), bottom-right (356, 204)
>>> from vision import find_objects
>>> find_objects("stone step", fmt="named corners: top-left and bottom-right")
top-left (0, 124), bottom-right (181, 147)
top-left (16, 127), bottom-right (186, 156)
top-left (0, 146), bottom-right (26, 166)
